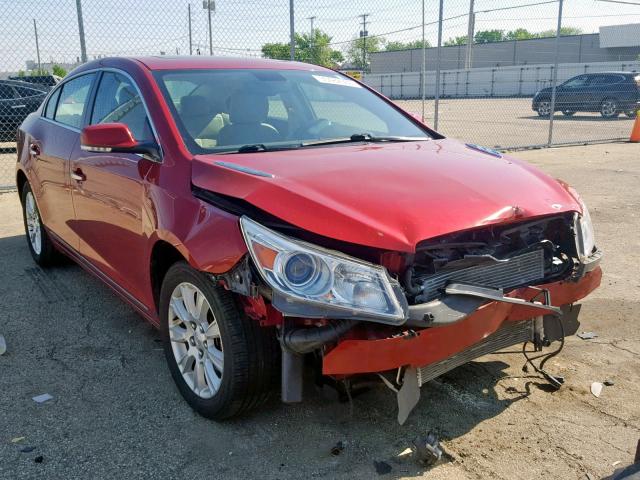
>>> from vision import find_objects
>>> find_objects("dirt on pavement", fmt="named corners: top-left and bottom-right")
top-left (0, 142), bottom-right (638, 479)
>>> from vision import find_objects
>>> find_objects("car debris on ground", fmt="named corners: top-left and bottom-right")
top-left (577, 332), bottom-right (599, 340)
top-left (413, 432), bottom-right (443, 466)
top-left (32, 393), bottom-right (53, 404)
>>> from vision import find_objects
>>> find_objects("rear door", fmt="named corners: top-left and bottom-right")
top-left (28, 73), bottom-right (97, 249)
top-left (70, 70), bottom-right (157, 303)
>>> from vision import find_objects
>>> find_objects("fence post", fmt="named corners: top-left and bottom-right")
top-left (518, 67), bottom-right (523, 96)
top-left (434, 0), bottom-right (444, 130)
top-left (547, 0), bottom-right (564, 146)
top-left (75, 0), bottom-right (88, 63)
top-left (490, 68), bottom-right (495, 96)
top-left (289, 0), bottom-right (295, 60)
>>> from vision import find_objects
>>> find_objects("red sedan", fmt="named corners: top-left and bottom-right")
top-left (16, 56), bottom-right (602, 423)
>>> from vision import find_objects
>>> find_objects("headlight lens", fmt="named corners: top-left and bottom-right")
top-left (240, 216), bottom-right (406, 323)
top-left (577, 199), bottom-right (596, 258)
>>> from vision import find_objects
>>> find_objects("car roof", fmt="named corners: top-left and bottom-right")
top-left (79, 55), bottom-right (333, 73)
top-left (583, 71), bottom-right (637, 76)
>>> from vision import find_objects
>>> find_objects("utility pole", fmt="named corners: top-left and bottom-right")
top-left (421, 0), bottom-right (426, 121)
top-left (188, 4), bottom-right (193, 55)
top-left (33, 19), bottom-right (41, 73)
top-left (289, 0), bottom-right (295, 60)
top-left (203, 0), bottom-right (215, 55)
top-left (548, 0), bottom-right (564, 146)
top-left (75, 0), bottom-right (88, 63)
top-left (307, 15), bottom-right (316, 59)
top-left (359, 14), bottom-right (369, 72)
top-left (434, 0), bottom-right (444, 130)
top-left (465, 0), bottom-right (475, 69)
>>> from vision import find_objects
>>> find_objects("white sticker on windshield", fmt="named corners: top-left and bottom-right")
top-left (312, 74), bottom-right (361, 88)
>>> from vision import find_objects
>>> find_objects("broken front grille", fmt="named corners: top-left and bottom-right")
top-left (417, 249), bottom-right (545, 302)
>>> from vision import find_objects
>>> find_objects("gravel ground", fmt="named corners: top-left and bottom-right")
top-left (0, 142), bottom-right (638, 480)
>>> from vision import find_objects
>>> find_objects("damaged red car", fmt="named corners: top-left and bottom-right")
top-left (16, 56), bottom-right (602, 423)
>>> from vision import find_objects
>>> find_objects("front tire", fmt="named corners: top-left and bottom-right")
top-left (536, 100), bottom-right (551, 117)
top-left (159, 262), bottom-right (279, 420)
top-left (21, 183), bottom-right (57, 267)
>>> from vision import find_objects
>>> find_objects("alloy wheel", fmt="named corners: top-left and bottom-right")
top-left (25, 191), bottom-right (42, 255)
top-left (537, 101), bottom-right (551, 116)
top-left (168, 282), bottom-right (224, 399)
top-left (601, 100), bottom-right (617, 117)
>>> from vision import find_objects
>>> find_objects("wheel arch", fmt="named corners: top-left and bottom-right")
top-left (16, 169), bottom-right (28, 201)
top-left (149, 239), bottom-right (189, 314)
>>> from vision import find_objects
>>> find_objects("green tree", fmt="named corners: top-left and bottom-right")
top-left (345, 35), bottom-right (385, 71)
top-left (52, 65), bottom-right (67, 77)
top-left (444, 35), bottom-right (468, 46)
top-left (385, 39), bottom-right (431, 51)
top-left (536, 26), bottom-right (583, 38)
top-left (474, 30), bottom-right (505, 44)
top-left (30, 68), bottom-right (49, 76)
top-left (17, 70), bottom-right (26, 77)
top-left (261, 29), bottom-right (343, 68)
top-left (505, 28), bottom-right (536, 41)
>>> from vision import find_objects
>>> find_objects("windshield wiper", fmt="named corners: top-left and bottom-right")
top-left (302, 133), bottom-right (429, 147)
top-left (226, 143), bottom-right (303, 154)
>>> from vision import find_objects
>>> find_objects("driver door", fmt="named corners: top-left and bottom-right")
top-left (70, 70), bottom-right (156, 304)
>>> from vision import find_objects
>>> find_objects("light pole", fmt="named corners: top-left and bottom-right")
top-left (75, 0), bottom-right (88, 63)
top-left (188, 4), bottom-right (193, 55)
top-left (434, 0), bottom-right (443, 130)
top-left (203, 0), bottom-right (215, 55)
top-left (33, 19), bottom-right (41, 73)
top-left (421, 0), bottom-right (426, 121)
top-left (548, 0), bottom-right (564, 146)
top-left (289, 0), bottom-right (295, 60)
top-left (465, 0), bottom-right (475, 69)
top-left (359, 14), bottom-right (369, 72)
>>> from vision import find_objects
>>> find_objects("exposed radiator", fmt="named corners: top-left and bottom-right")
top-left (416, 320), bottom-right (534, 387)
top-left (418, 249), bottom-right (545, 302)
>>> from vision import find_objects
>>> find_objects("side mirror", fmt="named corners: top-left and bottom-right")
top-left (80, 123), bottom-right (161, 162)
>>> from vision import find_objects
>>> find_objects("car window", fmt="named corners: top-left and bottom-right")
top-left (588, 75), bottom-right (610, 86)
top-left (54, 74), bottom-right (96, 129)
top-left (563, 75), bottom-right (589, 88)
top-left (14, 86), bottom-right (42, 98)
top-left (90, 71), bottom-right (153, 143)
top-left (155, 69), bottom-right (430, 154)
top-left (44, 88), bottom-right (61, 119)
top-left (0, 84), bottom-right (16, 100)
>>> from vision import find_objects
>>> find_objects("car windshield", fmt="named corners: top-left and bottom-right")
top-left (154, 68), bottom-right (432, 154)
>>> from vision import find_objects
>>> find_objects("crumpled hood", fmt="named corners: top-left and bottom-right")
top-left (191, 138), bottom-right (580, 252)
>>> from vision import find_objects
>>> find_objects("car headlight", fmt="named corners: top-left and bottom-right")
top-left (576, 199), bottom-right (596, 259)
top-left (240, 216), bottom-right (407, 324)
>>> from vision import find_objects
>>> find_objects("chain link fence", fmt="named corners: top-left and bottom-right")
top-left (1, 0), bottom-right (639, 189)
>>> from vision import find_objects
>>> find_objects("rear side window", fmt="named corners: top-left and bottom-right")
top-left (44, 88), bottom-right (61, 119)
top-left (54, 74), bottom-right (96, 129)
top-left (90, 72), bottom-right (154, 143)
top-left (0, 84), bottom-right (16, 100)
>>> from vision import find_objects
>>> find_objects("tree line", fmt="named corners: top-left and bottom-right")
top-left (262, 27), bottom-right (583, 70)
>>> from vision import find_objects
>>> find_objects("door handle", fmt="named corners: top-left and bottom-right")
top-left (11, 104), bottom-right (26, 109)
top-left (29, 143), bottom-right (40, 156)
top-left (71, 169), bottom-right (86, 182)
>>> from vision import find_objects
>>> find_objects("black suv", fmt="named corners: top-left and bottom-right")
top-left (532, 72), bottom-right (640, 118)
top-left (0, 80), bottom-right (48, 142)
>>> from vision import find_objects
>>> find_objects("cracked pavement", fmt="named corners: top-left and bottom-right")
top-left (0, 142), bottom-right (639, 479)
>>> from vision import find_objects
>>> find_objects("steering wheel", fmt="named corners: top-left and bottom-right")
top-left (293, 118), bottom-right (333, 138)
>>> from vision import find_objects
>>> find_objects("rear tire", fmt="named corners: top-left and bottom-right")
top-left (600, 98), bottom-right (619, 118)
top-left (159, 262), bottom-right (279, 420)
top-left (21, 183), bottom-right (57, 267)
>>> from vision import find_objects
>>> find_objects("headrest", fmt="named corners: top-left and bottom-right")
top-left (116, 86), bottom-right (135, 105)
top-left (228, 92), bottom-right (269, 124)
top-left (180, 95), bottom-right (212, 117)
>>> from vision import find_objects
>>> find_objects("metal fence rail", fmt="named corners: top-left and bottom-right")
top-left (1, 0), bottom-right (639, 189)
